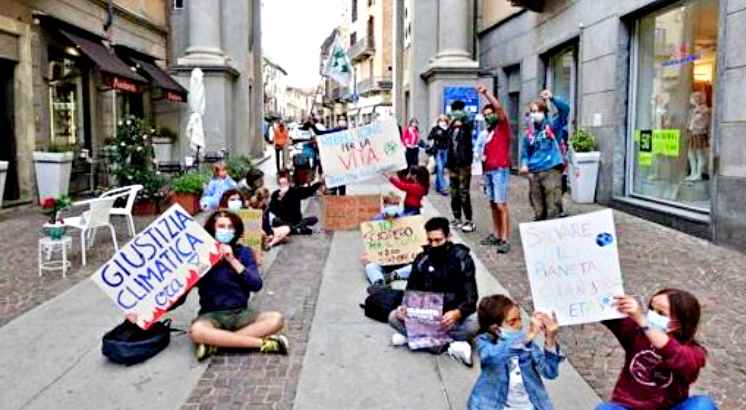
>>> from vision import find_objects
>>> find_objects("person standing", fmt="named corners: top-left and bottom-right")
top-left (474, 85), bottom-right (513, 254)
top-left (428, 115), bottom-right (451, 195)
top-left (273, 120), bottom-right (290, 173)
top-left (446, 100), bottom-right (476, 233)
top-left (519, 90), bottom-right (569, 221)
top-left (402, 118), bottom-right (421, 167)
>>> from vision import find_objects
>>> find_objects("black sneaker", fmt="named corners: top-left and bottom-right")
top-left (496, 240), bottom-right (511, 254)
top-left (366, 281), bottom-right (387, 294)
top-left (480, 234), bottom-right (500, 246)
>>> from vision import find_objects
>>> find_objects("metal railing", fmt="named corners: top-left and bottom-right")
top-left (356, 76), bottom-right (393, 96)
top-left (349, 36), bottom-right (375, 62)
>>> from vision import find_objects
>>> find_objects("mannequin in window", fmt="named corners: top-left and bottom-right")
top-left (685, 91), bottom-right (710, 181)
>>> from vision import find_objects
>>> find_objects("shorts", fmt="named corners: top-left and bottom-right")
top-left (483, 168), bottom-right (510, 204)
top-left (192, 307), bottom-right (258, 331)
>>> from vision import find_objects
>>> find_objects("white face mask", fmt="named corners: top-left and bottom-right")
top-left (646, 310), bottom-right (671, 332)
top-left (438, 121), bottom-right (448, 130)
top-left (227, 199), bottom-right (243, 211)
top-left (531, 112), bottom-right (545, 124)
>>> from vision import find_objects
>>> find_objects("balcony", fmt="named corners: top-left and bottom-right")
top-left (508, 0), bottom-right (545, 12)
top-left (349, 37), bottom-right (375, 63)
top-left (356, 76), bottom-right (393, 96)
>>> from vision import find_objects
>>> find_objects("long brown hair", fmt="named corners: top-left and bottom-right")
top-left (204, 210), bottom-right (245, 247)
top-left (413, 165), bottom-right (430, 193)
top-left (477, 294), bottom-right (517, 336)
top-left (650, 288), bottom-right (702, 344)
top-left (218, 189), bottom-right (245, 209)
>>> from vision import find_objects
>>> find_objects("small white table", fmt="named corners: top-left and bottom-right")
top-left (38, 236), bottom-right (72, 278)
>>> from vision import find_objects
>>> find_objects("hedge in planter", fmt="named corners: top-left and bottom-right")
top-left (170, 171), bottom-right (210, 215)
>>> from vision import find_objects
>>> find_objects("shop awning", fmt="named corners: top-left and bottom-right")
top-left (59, 29), bottom-right (146, 92)
top-left (130, 57), bottom-right (188, 102)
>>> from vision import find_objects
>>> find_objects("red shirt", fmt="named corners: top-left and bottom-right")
top-left (402, 127), bottom-right (420, 148)
top-left (483, 116), bottom-right (511, 171)
top-left (389, 176), bottom-right (427, 209)
top-left (604, 318), bottom-right (707, 410)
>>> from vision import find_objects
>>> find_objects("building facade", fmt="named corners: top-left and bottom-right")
top-left (479, 0), bottom-right (745, 249)
top-left (286, 86), bottom-right (314, 124)
top-left (0, 0), bottom-right (184, 203)
top-left (263, 57), bottom-right (288, 120)
top-left (170, 0), bottom-right (263, 159)
top-left (346, 0), bottom-right (394, 126)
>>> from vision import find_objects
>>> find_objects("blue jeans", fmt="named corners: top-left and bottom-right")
top-left (365, 263), bottom-right (412, 284)
top-left (596, 395), bottom-right (718, 410)
top-left (435, 149), bottom-right (448, 193)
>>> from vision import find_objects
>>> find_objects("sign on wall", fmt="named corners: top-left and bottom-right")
top-left (92, 204), bottom-right (221, 329)
top-left (443, 87), bottom-right (480, 116)
top-left (519, 209), bottom-right (625, 326)
top-left (317, 119), bottom-right (407, 188)
top-left (360, 215), bottom-right (427, 266)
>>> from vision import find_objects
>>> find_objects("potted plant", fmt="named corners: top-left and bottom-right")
top-left (132, 172), bottom-right (168, 216)
top-left (33, 142), bottom-right (75, 204)
top-left (0, 160), bottom-right (7, 208)
top-left (568, 128), bottom-right (601, 204)
top-left (152, 127), bottom-right (177, 164)
top-left (40, 195), bottom-right (72, 239)
top-left (170, 171), bottom-right (210, 215)
top-left (226, 155), bottom-right (255, 181)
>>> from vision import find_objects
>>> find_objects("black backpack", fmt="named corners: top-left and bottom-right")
top-left (101, 319), bottom-right (175, 365)
top-left (361, 287), bottom-right (404, 323)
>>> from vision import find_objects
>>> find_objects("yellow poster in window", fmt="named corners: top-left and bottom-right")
top-left (652, 129), bottom-right (680, 157)
top-left (639, 152), bottom-right (653, 167)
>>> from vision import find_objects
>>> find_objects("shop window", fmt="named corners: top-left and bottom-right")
top-left (48, 51), bottom-right (86, 147)
top-left (628, 0), bottom-right (718, 211)
top-left (116, 91), bottom-right (145, 122)
top-left (173, 0), bottom-right (184, 10)
top-left (544, 44), bottom-right (577, 133)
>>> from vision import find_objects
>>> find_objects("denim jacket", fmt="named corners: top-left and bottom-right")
top-left (519, 97), bottom-right (570, 173)
top-left (468, 333), bottom-right (564, 410)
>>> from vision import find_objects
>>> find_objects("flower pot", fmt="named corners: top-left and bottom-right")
top-left (33, 152), bottom-right (74, 204)
top-left (171, 192), bottom-right (201, 216)
top-left (42, 222), bottom-right (67, 240)
top-left (569, 151), bottom-right (601, 204)
top-left (0, 161), bottom-right (7, 208)
top-left (132, 199), bottom-right (161, 216)
top-left (152, 137), bottom-right (174, 164)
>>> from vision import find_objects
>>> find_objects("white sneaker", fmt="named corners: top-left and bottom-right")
top-left (391, 333), bottom-right (408, 347)
top-left (447, 341), bottom-right (473, 367)
top-left (461, 221), bottom-right (476, 233)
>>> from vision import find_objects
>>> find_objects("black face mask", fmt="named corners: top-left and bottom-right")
top-left (427, 244), bottom-right (449, 261)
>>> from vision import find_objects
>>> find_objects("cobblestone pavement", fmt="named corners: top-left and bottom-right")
top-left (182, 198), bottom-right (331, 410)
top-left (428, 174), bottom-right (746, 410)
top-left (0, 206), bottom-right (156, 328)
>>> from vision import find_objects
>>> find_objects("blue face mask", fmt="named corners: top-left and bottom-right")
top-left (215, 228), bottom-right (235, 244)
top-left (646, 310), bottom-right (670, 332)
top-left (499, 327), bottom-right (524, 340)
top-left (383, 206), bottom-right (399, 217)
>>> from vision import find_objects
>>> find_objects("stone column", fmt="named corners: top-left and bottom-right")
top-left (178, 0), bottom-right (226, 66)
top-left (433, 0), bottom-right (474, 64)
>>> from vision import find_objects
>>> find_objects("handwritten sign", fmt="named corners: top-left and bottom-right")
top-left (519, 209), bottom-right (625, 326)
top-left (236, 208), bottom-right (264, 258)
top-left (92, 204), bottom-right (221, 329)
top-left (322, 194), bottom-right (382, 231)
top-left (317, 119), bottom-right (407, 188)
top-left (361, 215), bottom-right (427, 266)
top-left (404, 291), bottom-right (452, 350)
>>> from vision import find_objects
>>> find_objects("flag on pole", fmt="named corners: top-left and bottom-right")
top-left (322, 35), bottom-right (353, 87)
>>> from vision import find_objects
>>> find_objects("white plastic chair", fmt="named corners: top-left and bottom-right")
top-left (62, 197), bottom-right (119, 266)
top-left (100, 184), bottom-right (143, 237)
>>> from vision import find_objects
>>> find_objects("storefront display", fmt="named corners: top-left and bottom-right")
top-left (629, 0), bottom-right (718, 211)
top-left (48, 53), bottom-right (86, 146)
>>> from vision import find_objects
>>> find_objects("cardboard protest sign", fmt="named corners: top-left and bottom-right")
top-left (403, 291), bottom-right (452, 350)
top-left (519, 209), bottom-right (625, 326)
top-left (322, 194), bottom-right (381, 231)
top-left (236, 208), bottom-right (264, 257)
top-left (317, 119), bottom-right (407, 188)
top-left (360, 215), bottom-right (427, 266)
top-left (92, 204), bottom-right (221, 329)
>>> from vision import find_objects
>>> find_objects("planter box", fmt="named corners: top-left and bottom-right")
top-left (171, 192), bottom-right (201, 216)
top-left (152, 137), bottom-right (174, 164)
top-left (33, 151), bottom-right (74, 203)
top-left (132, 199), bottom-right (162, 216)
top-left (569, 151), bottom-right (601, 204)
top-left (0, 161), bottom-right (7, 208)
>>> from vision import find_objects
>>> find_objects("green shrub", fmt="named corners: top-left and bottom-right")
top-left (171, 171), bottom-right (210, 194)
top-left (570, 128), bottom-right (597, 153)
top-left (45, 142), bottom-right (76, 153)
top-left (226, 155), bottom-right (254, 181)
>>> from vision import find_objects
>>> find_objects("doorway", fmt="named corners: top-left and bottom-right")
top-left (0, 58), bottom-right (19, 201)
